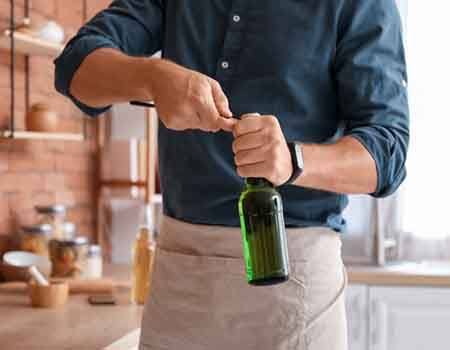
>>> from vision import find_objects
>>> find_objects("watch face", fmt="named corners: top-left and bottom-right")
top-left (294, 143), bottom-right (304, 170)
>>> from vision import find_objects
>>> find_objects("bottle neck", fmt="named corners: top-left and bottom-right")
top-left (137, 226), bottom-right (154, 242)
top-left (245, 177), bottom-right (274, 188)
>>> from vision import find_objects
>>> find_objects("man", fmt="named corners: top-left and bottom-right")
top-left (55, 0), bottom-right (409, 349)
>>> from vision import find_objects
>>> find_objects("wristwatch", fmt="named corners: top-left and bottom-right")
top-left (285, 142), bottom-right (304, 185)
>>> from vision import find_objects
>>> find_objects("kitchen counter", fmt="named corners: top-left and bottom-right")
top-left (0, 265), bottom-right (143, 350)
top-left (2, 261), bottom-right (450, 349)
top-left (347, 261), bottom-right (450, 287)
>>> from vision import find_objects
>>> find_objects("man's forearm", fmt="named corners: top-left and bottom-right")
top-left (295, 136), bottom-right (378, 194)
top-left (70, 48), bottom-right (155, 108)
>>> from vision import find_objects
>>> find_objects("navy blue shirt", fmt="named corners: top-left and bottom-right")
top-left (55, 0), bottom-right (409, 231)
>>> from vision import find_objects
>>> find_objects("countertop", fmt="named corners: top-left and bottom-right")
top-left (1, 261), bottom-right (450, 349)
top-left (347, 261), bottom-right (450, 287)
top-left (0, 265), bottom-right (143, 350)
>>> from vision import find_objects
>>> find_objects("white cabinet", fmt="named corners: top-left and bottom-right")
top-left (368, 286), bottom-right (450, 350)
top-left (346, 284), bottom-right (369, 350)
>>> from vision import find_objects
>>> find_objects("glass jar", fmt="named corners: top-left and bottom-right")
top-left (84, 245), bottom-right (103, 279)
top-left (20, 224), bottom-right (52, 257)
top-left (35, 205), bottom-right (67, 239)
top-left (62, 222), bottom-right (76, 240)
top-left (49, 237), bottom-right (89, 278)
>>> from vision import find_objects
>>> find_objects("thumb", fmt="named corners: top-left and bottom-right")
top-left (210, 80), bottom-right (233, 118)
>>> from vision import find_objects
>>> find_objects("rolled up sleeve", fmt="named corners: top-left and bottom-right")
top-left (335, 0), bottom-right (410, 197)
top-left (54, 0), bottom-right (164, 116)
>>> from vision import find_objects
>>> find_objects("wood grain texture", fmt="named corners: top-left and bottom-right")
top-left (0, 265), bottom-right (143, 350)
top-left (347, 263), bottom-right (450, 287)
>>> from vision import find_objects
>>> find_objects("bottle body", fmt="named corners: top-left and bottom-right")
top-left (238, 178), bottom-right (290, 285)
top-left (131, 227), bottom-right (156, 304)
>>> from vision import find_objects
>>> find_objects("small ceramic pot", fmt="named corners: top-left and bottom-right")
top-left (26, 103), bottom-right (59, 133)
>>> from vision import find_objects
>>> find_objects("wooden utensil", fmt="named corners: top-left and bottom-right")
top-left (68, 278), bottom-right (116, 295)
top-left (0, 278), bottom-right (130, 295)
top-left (28, 266), bottom-right (49, 286)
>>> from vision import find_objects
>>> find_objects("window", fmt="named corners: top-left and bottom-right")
top-left (402, 1), bottom-right (450, 239)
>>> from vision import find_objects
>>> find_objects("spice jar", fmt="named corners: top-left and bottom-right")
top-left (49, 237), bottom-right (89, 278)
top-left (62, 222), bottom-right (76, 240)
top-left (83, 245), bottom-right (103, 279)
top-left (35, 205), bottom-right (67, 239)
top-left (20, 224), bottom-right (52, 257)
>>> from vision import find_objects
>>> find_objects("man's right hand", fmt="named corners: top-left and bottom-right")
top-left (146, 59), bottom-right (235, 132)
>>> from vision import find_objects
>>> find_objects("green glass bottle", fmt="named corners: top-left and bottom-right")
top-left (238, 177), bottom-right (290, 286)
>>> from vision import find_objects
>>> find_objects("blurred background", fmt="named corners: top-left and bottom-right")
top-left (0, 1), bottom-right (449, 350)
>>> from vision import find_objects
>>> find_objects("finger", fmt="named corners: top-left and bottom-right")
top-left (236, 161), bottom-right (269, 179)
top-left (217, 117), bottom-right (237, 132)
top-left (232, 131), bottom-right (266, 153)
top-left (210, 80), bottom-right (232, 117)
top-left (234, 147), bottom-right (268, 166)
top-left (233, 114), bottom-right (264, 137)
top-left (195, 91), bottom-right (222, 131)
top-left (241, 113), bottom-right (261, 119)
top-left (199, 88), bottom-right (237, 132)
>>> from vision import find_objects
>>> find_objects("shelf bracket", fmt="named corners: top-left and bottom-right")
top-left (9, 0), bottom-right (15, 138)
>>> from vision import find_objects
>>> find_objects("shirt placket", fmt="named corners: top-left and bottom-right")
top-left (215, 2), bottom-right (248, 82)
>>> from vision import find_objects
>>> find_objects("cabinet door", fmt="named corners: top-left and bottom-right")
top-left (369, 286), bottom-right (450, 350)
top-left (346, 284), bottom-right (369, 350)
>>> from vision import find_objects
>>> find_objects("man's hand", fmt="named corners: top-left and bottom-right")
top-left (232, 114), bottom-right (293, 186)
top-left (149, 59), bottom-right (235, 132)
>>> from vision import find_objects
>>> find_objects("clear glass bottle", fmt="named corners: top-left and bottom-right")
top-left (131, 204), bottom-right (156, 304)
top-left (238, 178), bottom-right (290, 285)
top-left (84, 245), bottom-right (103, 279)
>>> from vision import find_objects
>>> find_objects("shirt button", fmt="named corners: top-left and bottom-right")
top-left (221, 61), bottom-right (230, 69)
top-left (233, 15), bottom-right (241, 23)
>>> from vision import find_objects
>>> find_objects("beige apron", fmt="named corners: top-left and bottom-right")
top-left (139, 216), bottom-right (348, 350)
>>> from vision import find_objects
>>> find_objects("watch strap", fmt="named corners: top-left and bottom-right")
top-left (285, 142), bottom-right (303, 185)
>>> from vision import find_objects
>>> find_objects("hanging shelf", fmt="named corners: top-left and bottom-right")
top-left (0, 30), bottom-right (63, 57)
top-left (1, 0), bottom-right (86, 142)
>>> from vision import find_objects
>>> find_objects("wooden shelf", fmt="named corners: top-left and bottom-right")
top-left (0, 30), bottom-right (63, 57)
top-left (0, 130), bottom-right (84, 141)
top-left (100, 180), bottom-right (147, 188)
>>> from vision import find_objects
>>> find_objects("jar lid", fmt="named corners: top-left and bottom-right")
top-left (88, 244), bottom-right (102, 256)
top-left (21, 224), bottom-right (53, 235)
top-left (51, 236), bottom-right (89, 246)
top-left (35, 204), bottom-right (66, 215)
top-left (63, 222), bottom-right (76, 235)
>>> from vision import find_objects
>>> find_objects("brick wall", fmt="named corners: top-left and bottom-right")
top-left (0, 0), bottom-right (112, 248)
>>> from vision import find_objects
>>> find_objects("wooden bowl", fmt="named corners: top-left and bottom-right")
top-left (28, 280), bottom-right (69, 308)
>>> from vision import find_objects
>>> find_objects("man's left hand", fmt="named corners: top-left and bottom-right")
top-left (232, 113), bottom-right (293, 187)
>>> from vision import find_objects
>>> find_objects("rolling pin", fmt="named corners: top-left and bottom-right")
top-left (68, 278), bottom-right (116, 294)
top-left (0, 278), bottom-right (130, 295)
